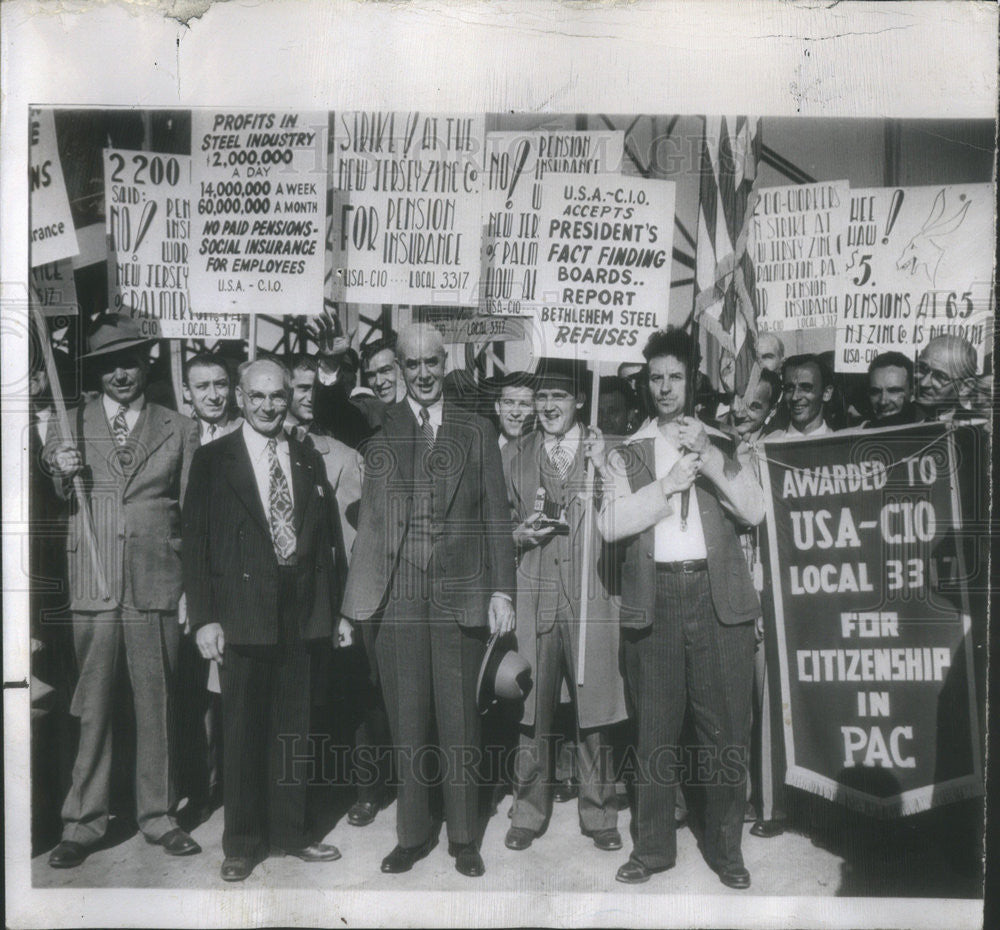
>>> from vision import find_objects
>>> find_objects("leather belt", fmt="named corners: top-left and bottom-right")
top-left (656, 559), bottom-right (707, 574)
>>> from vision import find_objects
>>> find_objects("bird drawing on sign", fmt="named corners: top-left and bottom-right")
top-left (896, 189), bottom-right (971, 286)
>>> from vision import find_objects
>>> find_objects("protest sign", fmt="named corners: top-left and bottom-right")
top-left (29, 260), bottom-right (78, 318)
top-left (480, 130), bottom-right (624, 315)
top-left (329, 112), bottom-right (485, 305)
top-left (420, 309), bottom-right (527, 345)
top-left (189, 110), bottom-right (327, 314)
top-left (104, 149), bottom-right (247, 340)
top-left (752, 180), bottom-right (849, 355)
top-left (835, 184), bottom-right (995, 372)
top-left (29, 109), bottom-right (78, 267)
top-left (533, 174), bottom-right (675, 362)
top-left (759, 424), bottom-right (983, 815)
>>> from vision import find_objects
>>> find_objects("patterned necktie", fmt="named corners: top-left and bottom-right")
top-left (267, 438), bottom-right (296, 561)
top-left (207, 423), bottom-right (217, 441)
top-left (419, 406), bottom-right (435, 449)
top-left (112, 404), bottom-right (130, 446)
top-left (549, 438), bottom-right (572, 482)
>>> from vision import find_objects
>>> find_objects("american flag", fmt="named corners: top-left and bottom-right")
top-left (694, 115), bottom-right (762, 397)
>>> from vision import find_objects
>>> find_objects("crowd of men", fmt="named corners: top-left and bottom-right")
top-left (29, 309), bottom-right (990, 887)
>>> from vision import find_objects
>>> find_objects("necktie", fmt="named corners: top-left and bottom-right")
top-left (112, 405), bottom-right (130, 446)
top-left (419, 406), bottom-right (434, 449)
top-left (206, 423), bottom-right (217, 441)
top-left (549, 438), bottom-right (572, 482)
top-left (267, 438), bottom-right (296, 561)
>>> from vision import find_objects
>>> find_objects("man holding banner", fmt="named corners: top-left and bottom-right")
top-left (503, 358), bottom-right (627, 854)
top-left (45, 314), bottom-right (201, 868)
top-left (598, 328), bottom-right (765, 888)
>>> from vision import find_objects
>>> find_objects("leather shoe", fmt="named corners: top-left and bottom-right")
top-left (450, 842), bottom-right (485, 877)
top-left (275, 842), bottom-right (341, 862)
top-left (221, 856), bottom-right (257, 882)
top-left (553, 779), bottom-right (578, 803)
top-left (347, 800), bottom-right (380, 827)
top-left (588, 828), bottom-right (623, 851)
top-left (750, 819), bottom-right (785, 839)
top-left (146, 828), bottom-right (201, 856)
top-left (615, 858), bottom-right (673, 884)
top-left (48, 841), bottom-right (88, 869)
top-left (380, 838), bottom-right (436, 874)
top-left (504, 827), bottom-right (536, 851)
top-left (717, 865), bottom-right (752, 889)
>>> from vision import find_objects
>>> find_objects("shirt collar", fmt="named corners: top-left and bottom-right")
top-left (543, 422), bottom-right (582, 451)
top-left (406, 395), bottom-right (444, 427)
top-left (101, 392), bottom-right (144, 419)
top-left (242, 420), bottom-right (287, 460)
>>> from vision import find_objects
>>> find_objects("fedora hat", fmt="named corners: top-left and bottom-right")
top-left (531, 357), bottom-right (589, 396)
top-left (83, 313), bottom-right (154, 358)
top-left (477, 632), bottom-right (532, 715)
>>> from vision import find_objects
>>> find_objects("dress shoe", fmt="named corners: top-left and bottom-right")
top-left (48, 840), bottom-right (88, 869)
top-left (275, 842), bottom-right (341, 862)
top-left (146, 827), bottom-right (201, 856)
top-left (380, 838), bottom-right (436, 874)
top-left (716, 864), bottom-right (752, 889)
top-left (504, 827), bottom-right (536, 851)
top-left (750, 819), bottom-right (785, 839)
top-left (615, 858), bottom-right (673, 884)
top-left (221, 856), bottom-right (257, 882)
top-left (553, 779), bottom-right (578, 803)
top-left (450, 842), bottom-right (485, 877)
top-left (588, 828), bottom-right (623, 852)
top-left (347, 799), bottom-right (380, 827)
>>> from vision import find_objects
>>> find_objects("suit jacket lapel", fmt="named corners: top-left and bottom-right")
top-left (224, 432), bottom-right (269, 533)
top-left (121, 404), bottom-right (172, 492)
top-left (437, 403), bottom-right (470, 516)
top-left (289, 437), bottom-right (312, 533)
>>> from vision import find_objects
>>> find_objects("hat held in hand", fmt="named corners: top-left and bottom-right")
top-left (477, 632), bottom-right (532, 714)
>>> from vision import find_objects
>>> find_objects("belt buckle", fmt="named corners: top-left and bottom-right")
top-left (681, 560), bottom-right (697, 574)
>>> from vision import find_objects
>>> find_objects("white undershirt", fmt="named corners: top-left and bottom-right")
top-left (632, 419), bottom-right (708, 561)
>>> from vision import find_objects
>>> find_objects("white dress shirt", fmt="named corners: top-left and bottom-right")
top-left (241, 421), bottom-right (294, 512)
top-left (101, 393), bottom-right (143, 434)
top-left (631, 418), bottom-right (708, 562)
top-left (35, 406), bottom-right (53, 444)
top-left (406, 395), bottom-right (444, 439)
top-left (199, 417), bottom-right (241, 445)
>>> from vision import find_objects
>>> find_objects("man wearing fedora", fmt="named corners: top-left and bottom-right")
top-left (44, 313), bottom-right (202, 867)
top-left (341, 323), bottom-right (516, 878)
top-left (503, 358), bottom-right (627, 854)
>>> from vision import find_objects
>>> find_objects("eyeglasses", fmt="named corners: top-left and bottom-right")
top-left (241, 390), bottom-right (289, 408)
top-left (915, 362), bottom-right (957, 389)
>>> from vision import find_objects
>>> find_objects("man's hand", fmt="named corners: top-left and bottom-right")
top-left (336, 616), bottom-right (354, 648)
top-left (306, 306), bottom-right (355, 369)
top-left (47, 441), bottom-right (83, 479)
top-left (512, 511), bottom-right (557, 549)
top-left (488, 594), bottom-right (515, 636)
top-left (675, 415), bottom-right (710, 456)
top-left (196, 622), bottom-right (225, 664)
top-left (583, 426), bottom-right (607, 471)
top-left (660, 451), bottom-right (699, 497)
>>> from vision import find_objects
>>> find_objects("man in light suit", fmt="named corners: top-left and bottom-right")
top-left (341, 323), bottom-right (516, 878)
top-left (598, 328), bottom-right (765, 889)
top-left (44, 314), bottom-right (201, 868)
top-left (182, 359), bottom-right (342, 881)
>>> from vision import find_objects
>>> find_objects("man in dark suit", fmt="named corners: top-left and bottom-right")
top-left (597, 328), bottom-right (765, 889)
top-left (341, 323), bottom-right (516, 878)
top-left (182, 358), bottom-right (341, 882)
top-left (44, 313), bottom-right (201, 868)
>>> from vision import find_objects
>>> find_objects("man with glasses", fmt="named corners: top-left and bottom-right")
top-left (915, 334), bottom-right (979, 421)
top-left (183, 358), bottom-right (342, 881)
top-left (45, 314), bottom-right (201, 868)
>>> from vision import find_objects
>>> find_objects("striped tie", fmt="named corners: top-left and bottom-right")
top-left (419, 406), bottom-right (434, 449)
top-left (112, 405), bottom-right (130, 446)
top-left (549, 438), bottom-right (572, 482)
top-left (267, 438), bottom-right (296, 562)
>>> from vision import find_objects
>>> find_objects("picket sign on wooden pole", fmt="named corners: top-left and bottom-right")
top-left (248, 315), bottom-right (258, 362)
top-left (28, 299), bottom-right (109, 600)
top-left (576, 365), bottom-right (601, 687)
top-left (169, 341), bottom-right (185, 414)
